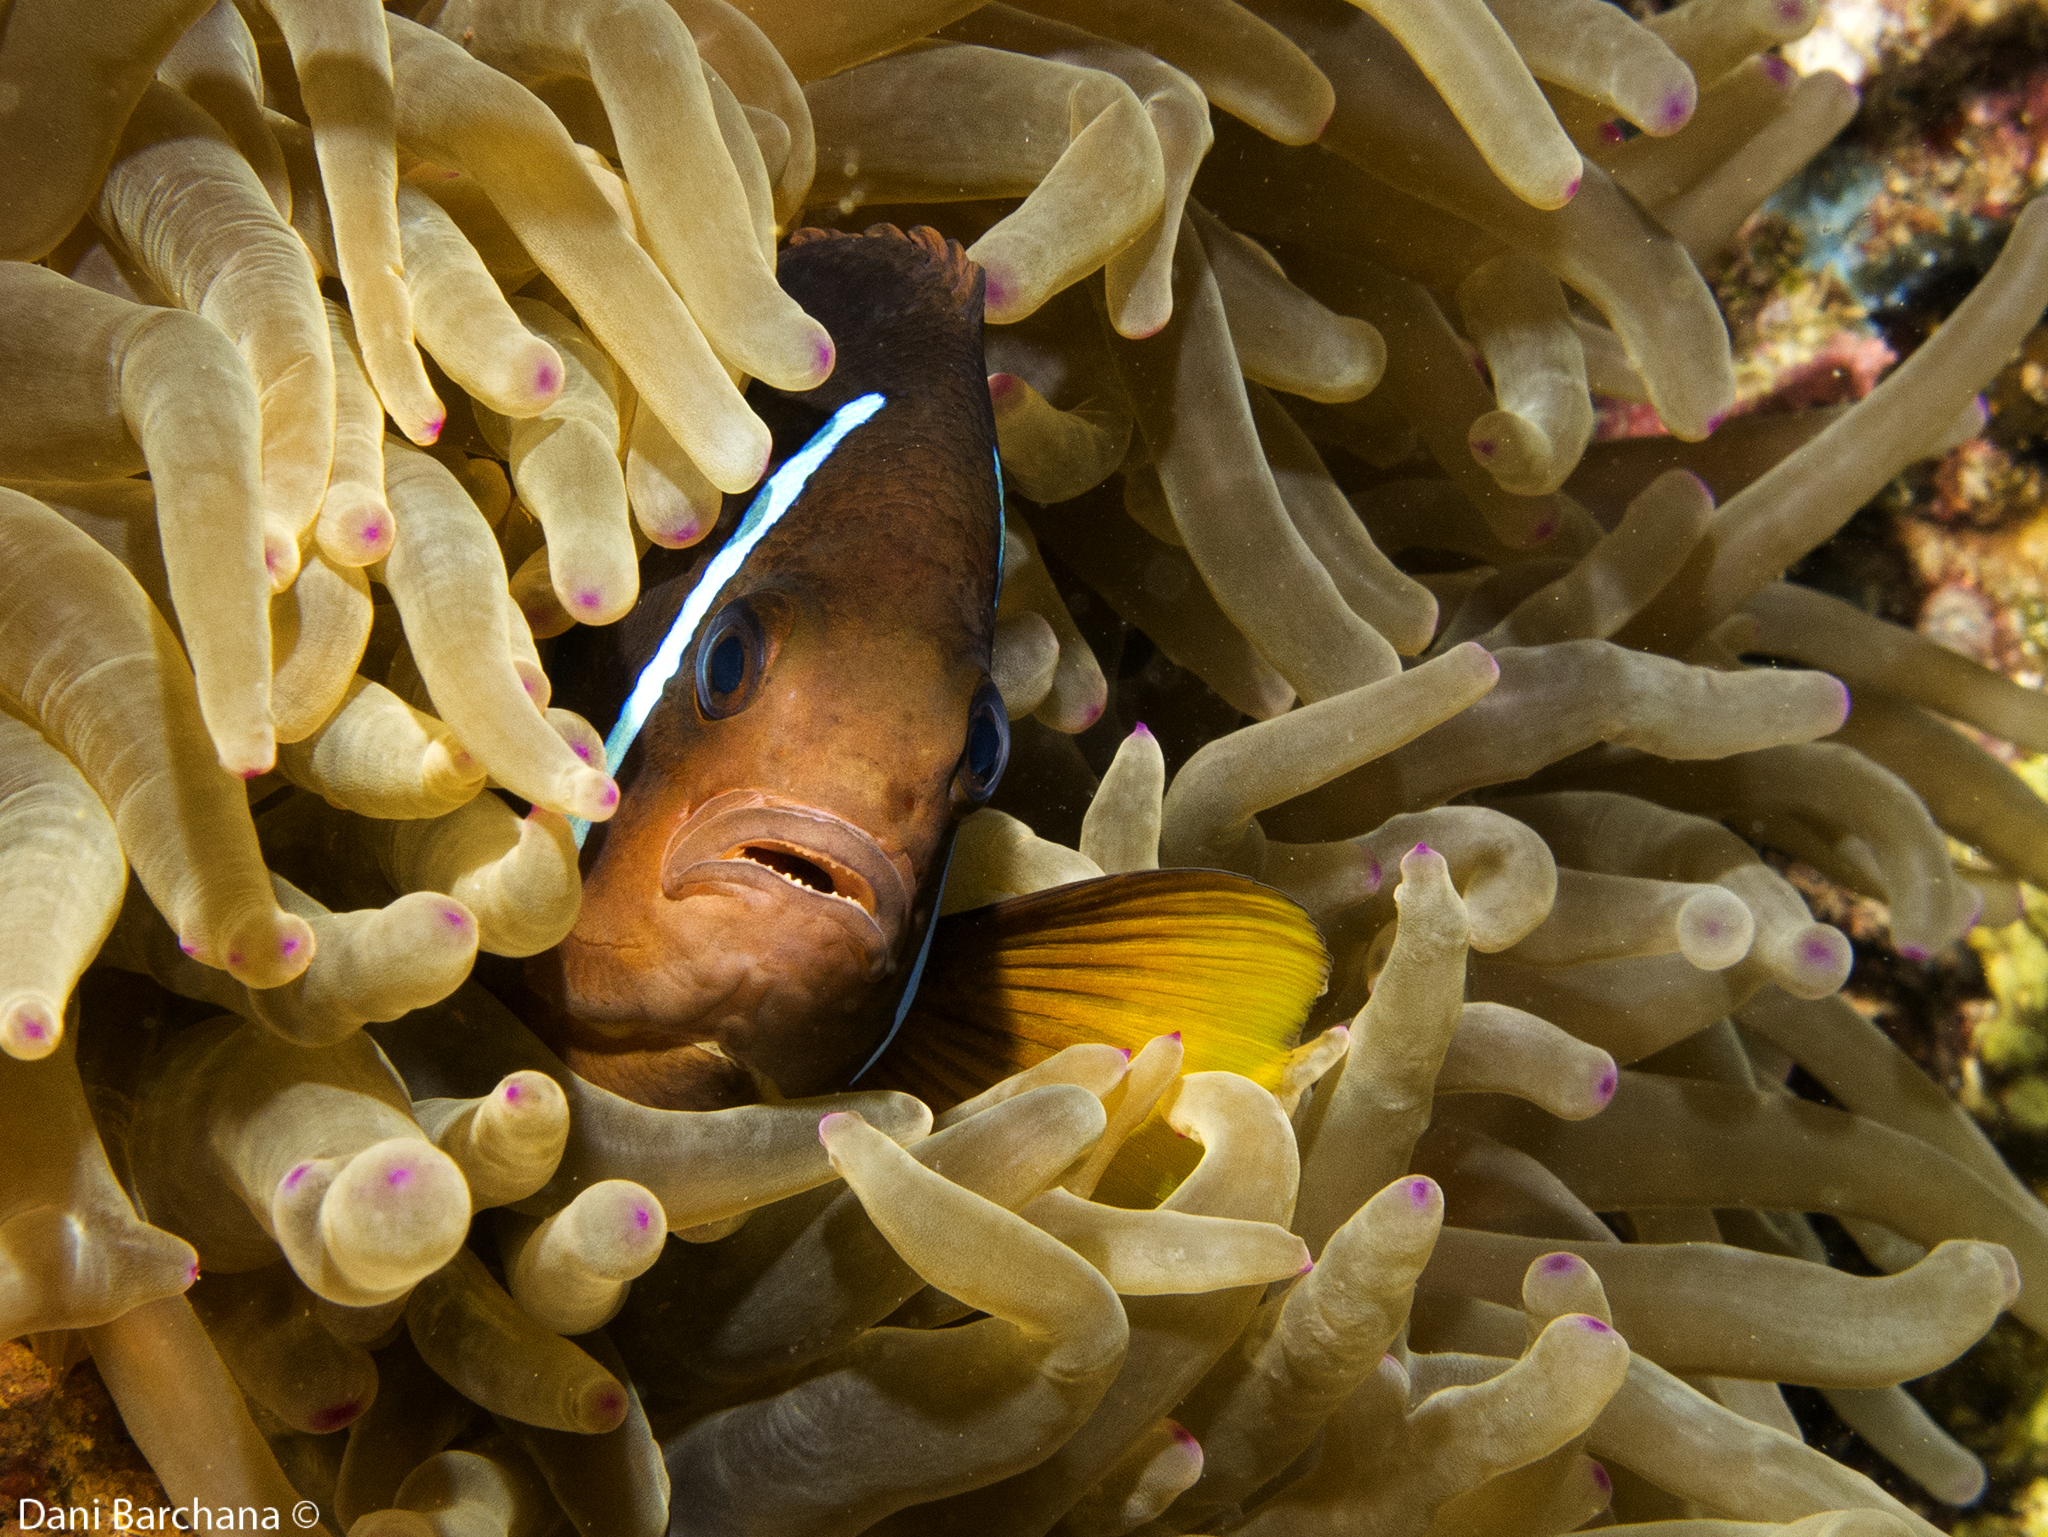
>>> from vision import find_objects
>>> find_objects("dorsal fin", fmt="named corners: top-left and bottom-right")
top-left (784, 223), bottom-right (981, 314)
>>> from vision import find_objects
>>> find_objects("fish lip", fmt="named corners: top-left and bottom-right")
top-left (658, 789), bottom-right (912, 950)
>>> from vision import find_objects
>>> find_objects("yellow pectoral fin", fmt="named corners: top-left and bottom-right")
top-left (867, 869), bottom-right (1330, 1116)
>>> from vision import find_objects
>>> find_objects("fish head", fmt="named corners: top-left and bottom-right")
top-left (532, 226), bottom-right (1006, 1107)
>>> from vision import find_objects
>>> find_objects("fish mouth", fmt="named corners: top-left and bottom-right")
top-left (658, 789), bottom-right (913, 963)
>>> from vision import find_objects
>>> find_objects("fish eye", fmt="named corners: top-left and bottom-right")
top-left (954, 680), bottom-right (1010, 808)
top-left (694, 599), bottom-right (769, 721)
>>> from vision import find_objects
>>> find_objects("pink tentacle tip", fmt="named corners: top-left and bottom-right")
top-left (815, 336), bottom-right (836, 376)
top-left (442, 906), bottom-right (470, 930)
top-left (1762, 54), bottom-right (1795, 85)
top-left (1080, 699), bottom-right (1105, 727)
top-left (1576, 1315), bottom-right (1614, 1334)
top-left (572, 741), bottom-right (593, 762)
top-left (1777, 0), bottom-right (1804, 19)
top-left (673, 522), bottom-right (701, 544)
top-left (1591, 1463), bottom-right (1613, 1495)
top-left (1408, 842), bottom-right (1434, 859)
top-left (1172, 1424), bottom-right (1201, 1454)
top-left (533, 358), bottom-right (562, 397)
top-left (503, 1081), bottom-right (522, 1103)
top-left (1540, 1252), bottom-right (1581, 1274)
top-left (818, 1111), bottom-right (856, 1144)
top-left (238, 766), bottom-right (265, 781)
top-left (573, 588), bottom-right (603, 612)
top-left (284, 1163), bottom-right (312, 1191)
top-left (1563, 174), bottom-right (1582, 201)
top-left (309, 1400), bottom-right (366, 1433)
top-left (179, 939), bottom-right (199, 957)
top-left (1167, 1031), bottom-right (1183, 1043)
top-left (1704, 409), bottom-right (1731, 435)
top-left (599, 781), bottom-right (620, 810)
top-left (1801, 934), bottom-right (1842, 966)
top-left (386, 1165), bottom-right (414, 1189)
top-left (279, 935), bottom-right (301, 958)
top-left (1472, 437), bottom-right (1497, 458)
top-left (184, 1259), bottom-right (201, 1287)
top-left (361, 522), bottom-right (385, 545)
top-left (1531, 519), bottom-right (1557, 542)
top-left (1595, 1067), bottom-right (1619, 1101)
top-left (421, 412), bottom-right (446, 445)
top-left (1132, 721), bottom-right (1154, 741)
top-left (1117, 1047), bottom-right (1133, 1062)
top-left (1661, 89), bottom-right (1694, 130)
top-left (1296, 1256), bottom-right (1315, 1277)
top-left (987, 371), bottom-right (1022, 405)
top-left (226, 950), bottom-right (245, 968)
top-left (1406, 1177), bottom-right (1435, 1208)
top-left (633, 1206), bottom-right (652, 1231)
top-left (1362, 849), bottom-right (1384, 889)
top-left (1599, 120), bottom-right (1626, 144)
top-left (1898, 942), bottom-right (1931, 962)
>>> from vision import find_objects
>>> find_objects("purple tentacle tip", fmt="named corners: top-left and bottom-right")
top-left (238, 767), bottom-right (264, 782)
top-left (387, 1165), bottom-right (413, 1189)
top-left (503, 1082), bottom-right (522, 1105)
top-left (1576, 1316), bottom-right (1614, 1334)
top-left (1661, 88), bottom-right (1692, 129)
top-left (1531, 518), bottom-right (1557, 542)
top-left (179, 939), bottom-right (198, 957)
top-left (818, 1111), bottom-right (854, 1144)
top-left (601, 782), bottom-right (620, 809)
top-left (362, 522), bottom-right (384, 544)
top-left (1596, 1068), bottom-right (1619, 1101)
top-left (1801, 934), bottom-right (1841, 966)
top-left (1591, 1463), bottom-right (1613, 1495)
top-left (1407, 1177), bottom-right (1435, 1208)
top-left (534, 359), bottom-right (562, 397)
top-left (1541, 1252), bottom-right (1580, 1274)
top-left (1898, 943), bottom-right (1931, 962)
top-left (423, 412), bottom-right (446, 444)
top-left (1762, 54), bottom-right (1794, 84)
top-left (572, 741), bottom-right (592, 762)
top-left (280, 935), bottom-right (300, 957)
top-left (1563, 174), bottom-right (1582, 201)
top-left (444, 906), bottom-right (469, 930)
top-left (1472, 437), bottom-right (1497, 458)
top-left (185, 1259), bottom-right (201, 1287)
top-left (574, 589), bottom-right (602, 611)
top-left (1172, 1424), bottom-right (1201, 1453)
top-left (1296, 1256), bottom-right (1315, 1276)
top-left (1117, 1047), bottom-right (1133, 1062)
top-left (1409, 842), bottom-right (1433, 859)
top-left (634, 1206), bottom-right (652, 1231)
top-left (816, 337), bottom-right (836, 375)
top-left (1599, 120), bottom-right (1625, 144)
top-left (284, 1163), bottom-right (311, 1191)
top-left (1133, 721), bottom-right (1154, 740)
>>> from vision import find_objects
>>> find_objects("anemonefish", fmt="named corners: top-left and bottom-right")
top-left (531, 225), bottom-right (1326, 1126)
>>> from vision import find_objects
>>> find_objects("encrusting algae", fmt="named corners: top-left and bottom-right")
top-left (5, 0), bottom-right (2048, 1533)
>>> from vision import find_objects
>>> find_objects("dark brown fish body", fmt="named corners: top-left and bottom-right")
top-left (531, 226), bottom-right (1006, 1110)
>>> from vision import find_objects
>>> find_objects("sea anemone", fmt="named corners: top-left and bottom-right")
top-left (2, 0), bottom-right (2046, 1533)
